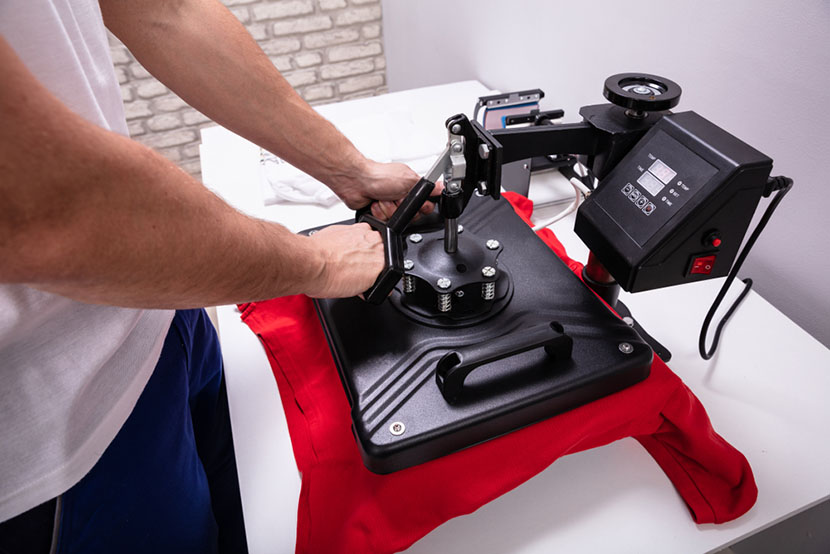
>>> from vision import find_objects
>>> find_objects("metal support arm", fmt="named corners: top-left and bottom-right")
top-left (490, 122), bottom-right (600, 164)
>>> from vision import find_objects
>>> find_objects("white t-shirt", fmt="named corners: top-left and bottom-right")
top-left (0, 0), bottom-right (174, 522)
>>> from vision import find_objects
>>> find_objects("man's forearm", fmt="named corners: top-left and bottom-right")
top-left (101, 0), bottom-right (369, 197)
top-left (0, 38), bottom-right (381, 308)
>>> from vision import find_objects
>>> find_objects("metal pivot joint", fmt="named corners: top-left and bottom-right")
top-left (439, 114), bottom-right (503, 254)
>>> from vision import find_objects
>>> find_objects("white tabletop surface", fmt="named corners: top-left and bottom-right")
top-left (200, 81), bottom-right (830, 554)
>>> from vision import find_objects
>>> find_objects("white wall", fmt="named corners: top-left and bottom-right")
top-left (382, 0), bottom-right (830, 347)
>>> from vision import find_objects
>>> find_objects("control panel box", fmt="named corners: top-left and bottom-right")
top-left (575, 111), bottom-right (772, 292)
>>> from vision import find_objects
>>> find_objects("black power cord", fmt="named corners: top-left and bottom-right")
top-left (698, 175), bottom-right (794, 359)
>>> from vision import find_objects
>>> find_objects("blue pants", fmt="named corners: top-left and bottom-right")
top-left (0, 309), bottom-right (248, 554)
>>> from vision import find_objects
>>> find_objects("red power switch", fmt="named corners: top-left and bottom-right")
top-left (690, 255), bottom-right (717, 275)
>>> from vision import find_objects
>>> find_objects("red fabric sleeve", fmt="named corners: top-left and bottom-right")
top-left (634, 382), bottom-right (757, 524)
top-left (239, 193), bottom-right (757, 553)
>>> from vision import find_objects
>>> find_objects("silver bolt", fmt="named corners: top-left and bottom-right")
top-left (481, 266), bottom-right (496, 278)
top-left (447, 181), bottom-right (462, 194)
top-left (437, 278), bottom-right (452, 290)
top-left (619, 342), bottom-right (634, 354)
top-left (409, 233), bottom-right (423, 243)
top-left (476, 181), bottom-right (488, 196)
top-left (389, 421), bottom-right (406, 436)
top-left (403, 259), bottom-right (414, 270)
top-left (478, 143), bottom-right (490, 159)
top-left (308, 230), bottom-right (317, 236)
top-left (486, 239), bottom-right (500, 250)
top-left (438, 293), bottom-right (452, 312)
top-left (454, 290), bottom-right (465, 298)
top-left (451, 123), bottom-right (461, 134)
top-left (457, 224), bottom-right (464, 234)
top-left (451, 141), bottom-right (463, 153)
top-left (622, 316), bottom-right (634, 326)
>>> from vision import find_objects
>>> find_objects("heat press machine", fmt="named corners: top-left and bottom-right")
top-left (309, 73), bottom-right (791, 474)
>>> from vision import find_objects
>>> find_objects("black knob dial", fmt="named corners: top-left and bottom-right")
top-left (603, 73), bottom-right (682, 112)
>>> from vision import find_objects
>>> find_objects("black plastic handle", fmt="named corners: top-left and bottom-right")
top-left (354, 177), bottom-right (436, 228)
top-left (386, 178), bottom-right (436, 232)
top-left (358, 215), bottom-right (404, 305)
top-left (435, 322), bottom-right (573, 403)
top-left (357, 178), bottom-right (436, 304)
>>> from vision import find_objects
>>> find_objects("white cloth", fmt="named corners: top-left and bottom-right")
top-left (259, 110), bottom-right (442, 208)
top-left (0, 0), bottom-right (174, 522)
top-left (260, 151), bottom-right (340, 207)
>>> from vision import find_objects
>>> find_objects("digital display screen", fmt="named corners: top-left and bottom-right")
top-left (637, 170), bottom-right (665, 197)
top-left (649, 159), bottom-right (677, 185)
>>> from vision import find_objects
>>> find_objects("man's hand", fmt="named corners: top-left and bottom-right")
top-left (304, 223), bottom-right (385, 298)
top-left (334, 160), bottom-right (443, 221)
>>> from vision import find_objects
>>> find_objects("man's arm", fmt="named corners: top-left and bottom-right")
top-left (0, 37), bottom-right (382, 308)
top-left (100, 0), bottom-right (428, 219)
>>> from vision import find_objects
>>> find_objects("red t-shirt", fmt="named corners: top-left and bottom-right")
top-left (240, 193), bottom-right (756, 554)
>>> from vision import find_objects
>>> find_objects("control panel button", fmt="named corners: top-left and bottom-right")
top-left (642, 202), bottom-right (655, 215)
top-left (635, 196), bottom-right (648, 208)
top-left (622, 183), bottom-right (634, 195)
top-left (690, 255), bottom-right (716, 275)
top-left (628, 189), bottom-right (641, 202)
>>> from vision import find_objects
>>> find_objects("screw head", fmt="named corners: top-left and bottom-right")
top-left (451, 123), bottom-right (461, 134)
top-left (437, 278), bottom-right (452, 289)
top-left (308, 229), bottom-right (317, 236)
top-left (622, 316), bottom-right (634, 326)
top-left (447, 181), bottom-right (462, 194)
top-left (454, 290), bottom-right (465, 297)
top-left (619, 342), bottom-right (634, 354)
top-left (481, 266), bottom-right (496, 278)
top-left (409, 233), bottom-right (423, 243)
top-left (403, 259), bottom-right (414, 270)
top-left (389, 421), bottom-right (406, 436)
top-left (457, 224), bottom-right (464, 233)
top-left (451, 141), bottom-right (463, 153)
top-left (478, 143), bottom-right (490, 159)
top-left (486, 239), bottom-right (500, 250)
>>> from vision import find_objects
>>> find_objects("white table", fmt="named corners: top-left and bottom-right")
top-left (200, 81), bottom-right (830, 554)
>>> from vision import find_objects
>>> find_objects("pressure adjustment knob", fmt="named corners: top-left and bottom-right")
top-left (603, 73), bottom-right (682, 115)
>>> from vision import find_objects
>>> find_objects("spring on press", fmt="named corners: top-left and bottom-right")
top-left (403, 275), bottom-right (416, 293)
top-left (437, 293), bottom-right (452, 312)
top-left (482, 281), bottom-right (496, 300)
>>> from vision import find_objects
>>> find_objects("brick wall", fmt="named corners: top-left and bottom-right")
top-left (110, 0), bottom-right (387, 179)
